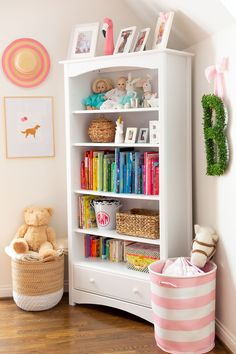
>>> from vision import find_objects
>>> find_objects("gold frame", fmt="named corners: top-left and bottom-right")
top-left (4, 96), bottom-right (55, 159)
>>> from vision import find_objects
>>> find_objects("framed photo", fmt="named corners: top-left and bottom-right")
top-left (133, 28), bottom-right (150, 52)
top-left (137, 128), bottom-right (149, 143)
top-left (152, 11), bottom-right (174, 50)
top-left (4, 96), bottom-right (55, 158)
top-left (114, 26), bottom-right (136, 54)
top-left (125, 127), bottom-right (137, 144)
top-left (149, 120), bottom-right (159, 144)
top-left (68, 22), bottom-right (99, 59)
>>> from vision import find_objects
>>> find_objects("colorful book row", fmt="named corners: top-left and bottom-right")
top-left (80, 149), bottom-right (159, 195)
top-left (84, 236), bottom-right (124, 262)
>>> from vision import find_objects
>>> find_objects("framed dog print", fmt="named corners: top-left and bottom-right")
top-left (152, 11), bottom-right (174, 50)
top-left (68, 22), bottom-right (99, 59)
top-left (4, 96), bottom-right (55, 158)
top-left (114, 26), bottom-right (136, 54)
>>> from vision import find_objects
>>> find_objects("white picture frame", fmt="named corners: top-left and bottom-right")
top-left (152, 12), bottom-right (174, 50)
top-left (133, 28), bottom-right (150, 52)
top-left (137, 128), bottom-right (149, 143)
top-left (149, 120), bottom-right (159, 144)
top-left (125, 127), bottom-right (137, 144)
top-left (114, 26), bottom-right (136, 54)
top-left (4, 96), bottom-right (55, 158)
top-left (68, 22), bottom-right (99, 59)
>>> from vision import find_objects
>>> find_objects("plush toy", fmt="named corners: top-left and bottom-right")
top-left (191, 224), bottom-right (219, 268)
top-left (11, 207), bottom-right (57, 261)
top-left (118, 73), bottom-right (140, 109)
top-left (100, 76), bottom-right (127, 110)
top-left (83, 78), bottom-right (114, 110)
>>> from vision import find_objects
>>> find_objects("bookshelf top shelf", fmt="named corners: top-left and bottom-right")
top-left (72, 107), bottom-right (159, 114)
top-left (75, 189), bottom-right (159, 201)
top-left (75, 227), bottom-right (160, 245)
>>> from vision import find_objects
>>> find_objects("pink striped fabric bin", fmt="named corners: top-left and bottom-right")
top-left (149, 259), bottom-right (217, 354)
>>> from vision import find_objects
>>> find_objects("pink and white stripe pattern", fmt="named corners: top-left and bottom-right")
top-left (149, 260), bottom-right (217, 354)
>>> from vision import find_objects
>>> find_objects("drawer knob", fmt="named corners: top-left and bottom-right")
top-left (133, 287), bottom-right (139, 294)
top-left (89, 278), bottom-right (95, 284)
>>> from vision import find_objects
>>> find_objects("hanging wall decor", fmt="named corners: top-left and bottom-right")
top-left (4, 96), bottom-right (55, 158)
top-left (2, 38), bottom-right (50, 88)
top-left (201, 94), bottom-right (228, 176)
top-left (202, 57), bottom-right (229, 176)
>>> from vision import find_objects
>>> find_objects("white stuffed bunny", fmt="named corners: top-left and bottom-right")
top-left (191, 224), bottom-right (219, 268)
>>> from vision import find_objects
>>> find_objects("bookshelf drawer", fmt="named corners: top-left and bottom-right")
top-left (73, 265), bottom-right (151, 307)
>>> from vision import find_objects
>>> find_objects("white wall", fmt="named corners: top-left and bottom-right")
top-left (0, 0), bottom-right (145, 296)
top-left (188, 23), bottom-right (236, 351)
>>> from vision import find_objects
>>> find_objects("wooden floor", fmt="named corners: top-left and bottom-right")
top-left (0, 294), bottom-right (230, 354)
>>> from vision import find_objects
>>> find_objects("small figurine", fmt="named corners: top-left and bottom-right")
top-left (100, 76), bottom-right (127, 110)
top-left (118, 73), bottom-right (140, 109)
top-left (83, 78), bottom-right (114, 110)
top-left (114, 116), bottom-right (124, 143)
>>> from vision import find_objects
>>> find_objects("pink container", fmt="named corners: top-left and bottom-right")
top-left (149, 259), bottom-right (217, 354)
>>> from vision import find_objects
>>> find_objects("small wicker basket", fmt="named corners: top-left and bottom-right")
top-left (88, 115), bottom-right (115, 143)
top-left (116, 208), bottom-right (159, 239)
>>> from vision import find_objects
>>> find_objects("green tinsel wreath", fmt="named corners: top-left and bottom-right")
top-left (201, 94), bottom-right (228, 176)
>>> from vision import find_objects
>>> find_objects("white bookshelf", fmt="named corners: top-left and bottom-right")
top-left (61, 49), bottom-right (192, 323)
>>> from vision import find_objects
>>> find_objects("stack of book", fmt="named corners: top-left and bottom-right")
top-left (84, 236), bottom-right (124, 262)
top-left (80, 149), bottom-right (159, 195)
top-left (78, 195), bottom-right (100, 229)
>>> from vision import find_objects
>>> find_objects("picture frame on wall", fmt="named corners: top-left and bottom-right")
top-left (133, 28), bottom-right (150, 52)
top-left (149, 120), bottom-right (159, 144)
top-left (152, 11), bottom-right (174, 50)
top-left (68, 22), bottom-right (99, 59)
top-left (137, 128), bottom-right (149, 143)
top-left (4, 96), bottom-right (55, 158)
top-left (114, 26), bottom-right (136, 54)
top-left (124, 127), bottom-right (137, 143)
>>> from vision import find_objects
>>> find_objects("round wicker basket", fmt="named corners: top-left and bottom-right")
top-left (88, 115), bottom-right (115, 143)
top-left (11, 255), bottom-right (64, 311)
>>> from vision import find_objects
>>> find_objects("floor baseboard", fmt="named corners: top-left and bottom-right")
top-left (216, 318), bottom-right (236, 353)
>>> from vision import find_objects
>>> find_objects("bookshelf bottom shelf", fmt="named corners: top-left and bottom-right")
top-left (72, 259), bottom-right (153, 317)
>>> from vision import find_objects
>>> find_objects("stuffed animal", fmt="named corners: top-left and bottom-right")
top-left (83, 78), bottom-right (114, 110)
top-left (11, 207), bottom-right (57, 261)
top-left (118, 73), bottom-right (140, 109)
top-left (100, 76), bottom-right (127, 110)
top-left (191, 224), bottom-right (219, 268)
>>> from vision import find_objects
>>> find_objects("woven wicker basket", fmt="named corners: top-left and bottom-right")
top-left (116, 208), bottom-right (159, 239)
top-left (88, 115), bottom-right (115, 143)
top-left (11, 255), bottom-right (64, 311)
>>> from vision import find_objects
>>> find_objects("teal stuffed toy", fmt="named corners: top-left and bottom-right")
top-left (83, 78), bottom-right (114, 110)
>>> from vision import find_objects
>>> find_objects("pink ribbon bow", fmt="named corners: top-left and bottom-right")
top-left (159, 12), bottom-right (169, 23)
top-left (205, 57), bottom-right (228, 98)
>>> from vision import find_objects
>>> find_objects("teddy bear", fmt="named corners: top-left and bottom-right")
top-left (11, 207), bottom-right (57, 261)
top-left (190, 224), bottom-right (219, 268)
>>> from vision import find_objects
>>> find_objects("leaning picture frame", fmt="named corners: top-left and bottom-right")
top-left (137, 128), bottom-right (149, 143)
top-left (68, 22), bottom-right (99, 59)
top-left (152, 11), bottom-right (174, 50)
top-left (114, 26), bottom-right (136, 54)
top-left (124, 127), bottom-right (137, 144)
top-left (133, 28), bottom-right (150, 52)
top-left (4, 96), bottom-right (55, 158)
